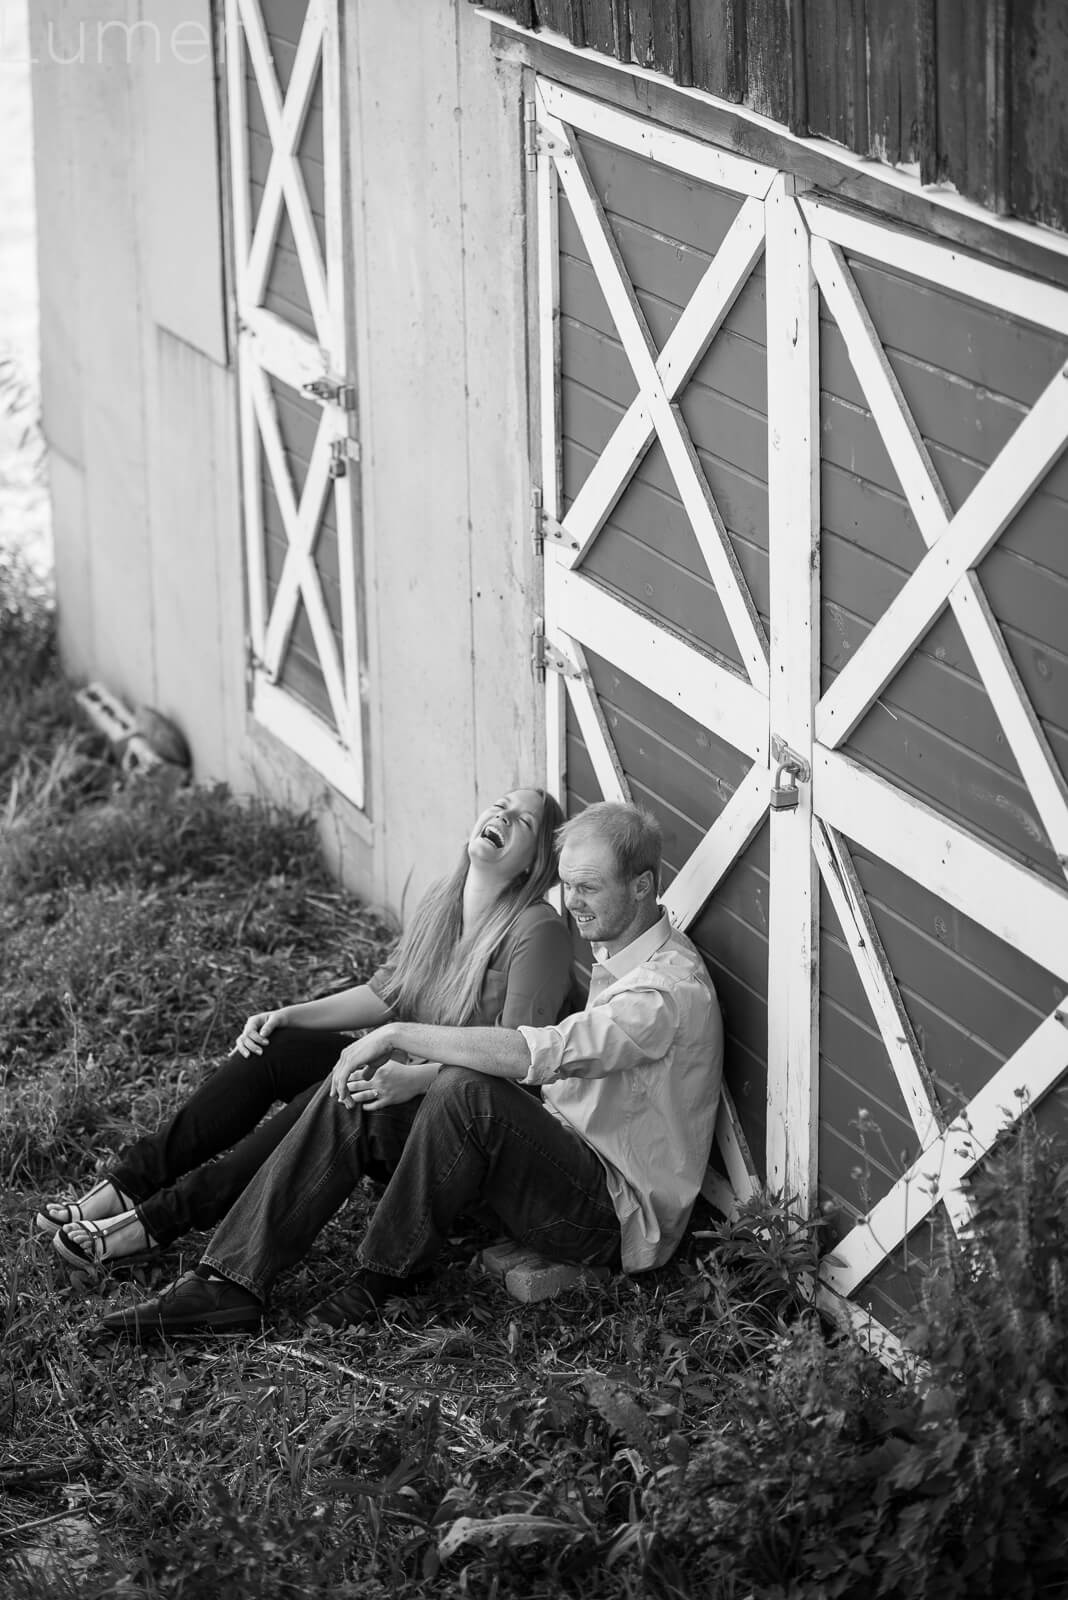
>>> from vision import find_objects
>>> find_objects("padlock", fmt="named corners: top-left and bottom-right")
top-left (769, 762), bottom-right (799, 810)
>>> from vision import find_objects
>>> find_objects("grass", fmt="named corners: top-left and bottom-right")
top-left (3, 553), bottom-right (1068, 1599)
top-left (0, 554), bottom-right (804, 1599)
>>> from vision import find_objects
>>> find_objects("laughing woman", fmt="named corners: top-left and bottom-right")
top-left (38, 787), bottom-right (571, 1278)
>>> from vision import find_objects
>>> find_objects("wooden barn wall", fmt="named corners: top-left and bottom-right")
top-left (32, 0), bottom-right (539, 918)
top-left (29, 0), bottom-right (248, 790)
top-left (482, 0), bottom-right (1068, 233)
top-left (346, 0), bottom-right (538, 913)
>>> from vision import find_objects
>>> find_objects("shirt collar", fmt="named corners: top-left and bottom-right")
top-left (593, 910), bottom-right (673, 981)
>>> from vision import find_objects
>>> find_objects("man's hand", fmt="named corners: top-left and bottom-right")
top-left (234, 1008), bottom-right (289, 1057)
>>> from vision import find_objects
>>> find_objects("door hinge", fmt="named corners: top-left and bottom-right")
top-left (531, 617), bottom-right (580, 682)
top-left (329, 437), bottom-right (360, 479)
top-left (524, 99), bottom-right (537, 172)
top-left (302, 377), bottom-right (357, 411)
top-left (530, 487), bottom-right (577, 555)
top-left (247, 643), bottom-right (277, 686)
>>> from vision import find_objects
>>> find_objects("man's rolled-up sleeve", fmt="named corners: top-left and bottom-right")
top-left (518, 984), bottom-right (678, 1085)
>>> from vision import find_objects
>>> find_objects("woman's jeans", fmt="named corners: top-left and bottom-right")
top-left (107, 1028), bottom-right (350, 1245)
top-left (201, 1066), bottom-right (623, 1302)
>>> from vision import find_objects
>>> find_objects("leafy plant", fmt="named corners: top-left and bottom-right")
top-left (644, 1111), bottom-right (1068, 1600)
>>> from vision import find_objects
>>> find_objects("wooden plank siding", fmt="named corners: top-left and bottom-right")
top-left (245, 54), bottom-right (325, 338)
top-left (558, 132), bottom-right (769, 676)
top-left (821, 838), bottom-right (1064, 1327)
top-left (812, 241), bottom-right (1068, 1323)
top-left (482, 0), bottom-right (1068, 232)
top-left (564, 657), bottom-right (771, 1170)
top-left (818, 257), bottom-right (1068, 889)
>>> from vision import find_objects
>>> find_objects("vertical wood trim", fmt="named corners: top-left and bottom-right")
top-left (535, 75), bottom-right (567, 819)
top-left (789, 0), bottom-right (809, 136)
top-left (674, 0), bottom-right (694, 88)
top-left (225, 0), bottom-right (251, 313)
top-left (536, 104), bottom-right (562, 525)
top-left (765, 174), bottom-right (819, 1209)
top-left (567, 0), bottom-right (587, 49)
top-left (729, 0), bottom-right (749, 103)
top-left (917, 0), bottom-right (938, 184)
top-left (321, 0), bottom-right (364, 800)
top-left (985, 0), bottom-right (1009, 214)
top-left (613, 0), bottom-right (632, 61)
top-left (851, 0), bottom-right (868, 152)
top-left (321, 0), bottom-right (345, 363)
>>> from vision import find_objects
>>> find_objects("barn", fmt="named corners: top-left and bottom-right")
top-left (29, 0), bottom-right (1068, 1359)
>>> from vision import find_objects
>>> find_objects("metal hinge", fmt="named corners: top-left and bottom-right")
top-left (247, 643), bottom-right (278, 686)
top-left (524, 105), bottom-right (565, 171)
top-left (530, 487), bottom-right (577, 555)
top-left (302, 377), bottom-right (357, 410)
top-left (524, 99), bottom-right (537, 172)
top-left (531, 617), bottom-right (580, 682)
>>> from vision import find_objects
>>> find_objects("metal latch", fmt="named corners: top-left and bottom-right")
top-left (769, 734), bottom-right (811, 812)
top-left (303, 377), bottom-right (356, 409)
top-left (531, 618), bottom-right (580, 682)
top-left (328, 437), bottom-right (360, 479)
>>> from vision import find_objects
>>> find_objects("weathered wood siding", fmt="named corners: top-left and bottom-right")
top-left (485, 0), bottom-right (1068, 232)
top-left (32, 0), bottom-right (540, 918)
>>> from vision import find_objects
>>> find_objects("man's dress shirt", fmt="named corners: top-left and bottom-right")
top-left (518, 912), bottom-right (724, 1271)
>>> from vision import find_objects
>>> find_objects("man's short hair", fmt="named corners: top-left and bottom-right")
top-left (556, 801), bottom-right (662, 887)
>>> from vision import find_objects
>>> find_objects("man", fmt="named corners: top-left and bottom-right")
top-left (100, 801), bottom-right (724, 1336)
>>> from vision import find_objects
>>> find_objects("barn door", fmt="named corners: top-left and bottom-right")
top-left (226, 0), bottom-right (364, 807)
top-left (533, 79), bottom-right (1068, 1356)
top-left (532, 81), bottom-right (781, 1215)
top-left (802, 203), bottom-right (1068, 1346)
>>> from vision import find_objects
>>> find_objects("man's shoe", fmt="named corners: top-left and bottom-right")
top-left (306, 1268), bottom-right (420, 1330)
top-left (97, 1271), bottom-right (264, 1339)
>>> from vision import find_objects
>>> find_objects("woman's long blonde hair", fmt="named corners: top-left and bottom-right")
top-left (381, 790), bottom-right (565, 1026)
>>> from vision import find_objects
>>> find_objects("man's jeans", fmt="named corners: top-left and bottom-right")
top-left (108, 1028), bottom-right (348, 1244)
top-left (201, 1066), bottom-right (623, 1301)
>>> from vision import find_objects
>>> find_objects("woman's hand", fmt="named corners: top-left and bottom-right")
top-left (329, 1027), bottom-right (396, 1101)
top-left (234, 1008), bottom-right (289, 1057)
top-left (336, 1057), bottom-right (439, 1111)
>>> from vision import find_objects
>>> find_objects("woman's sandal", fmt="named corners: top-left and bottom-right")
top-left (52, 1212), bottom-right (159, 1281)
top-left (35, 1178), bottom-right (131, 1237)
